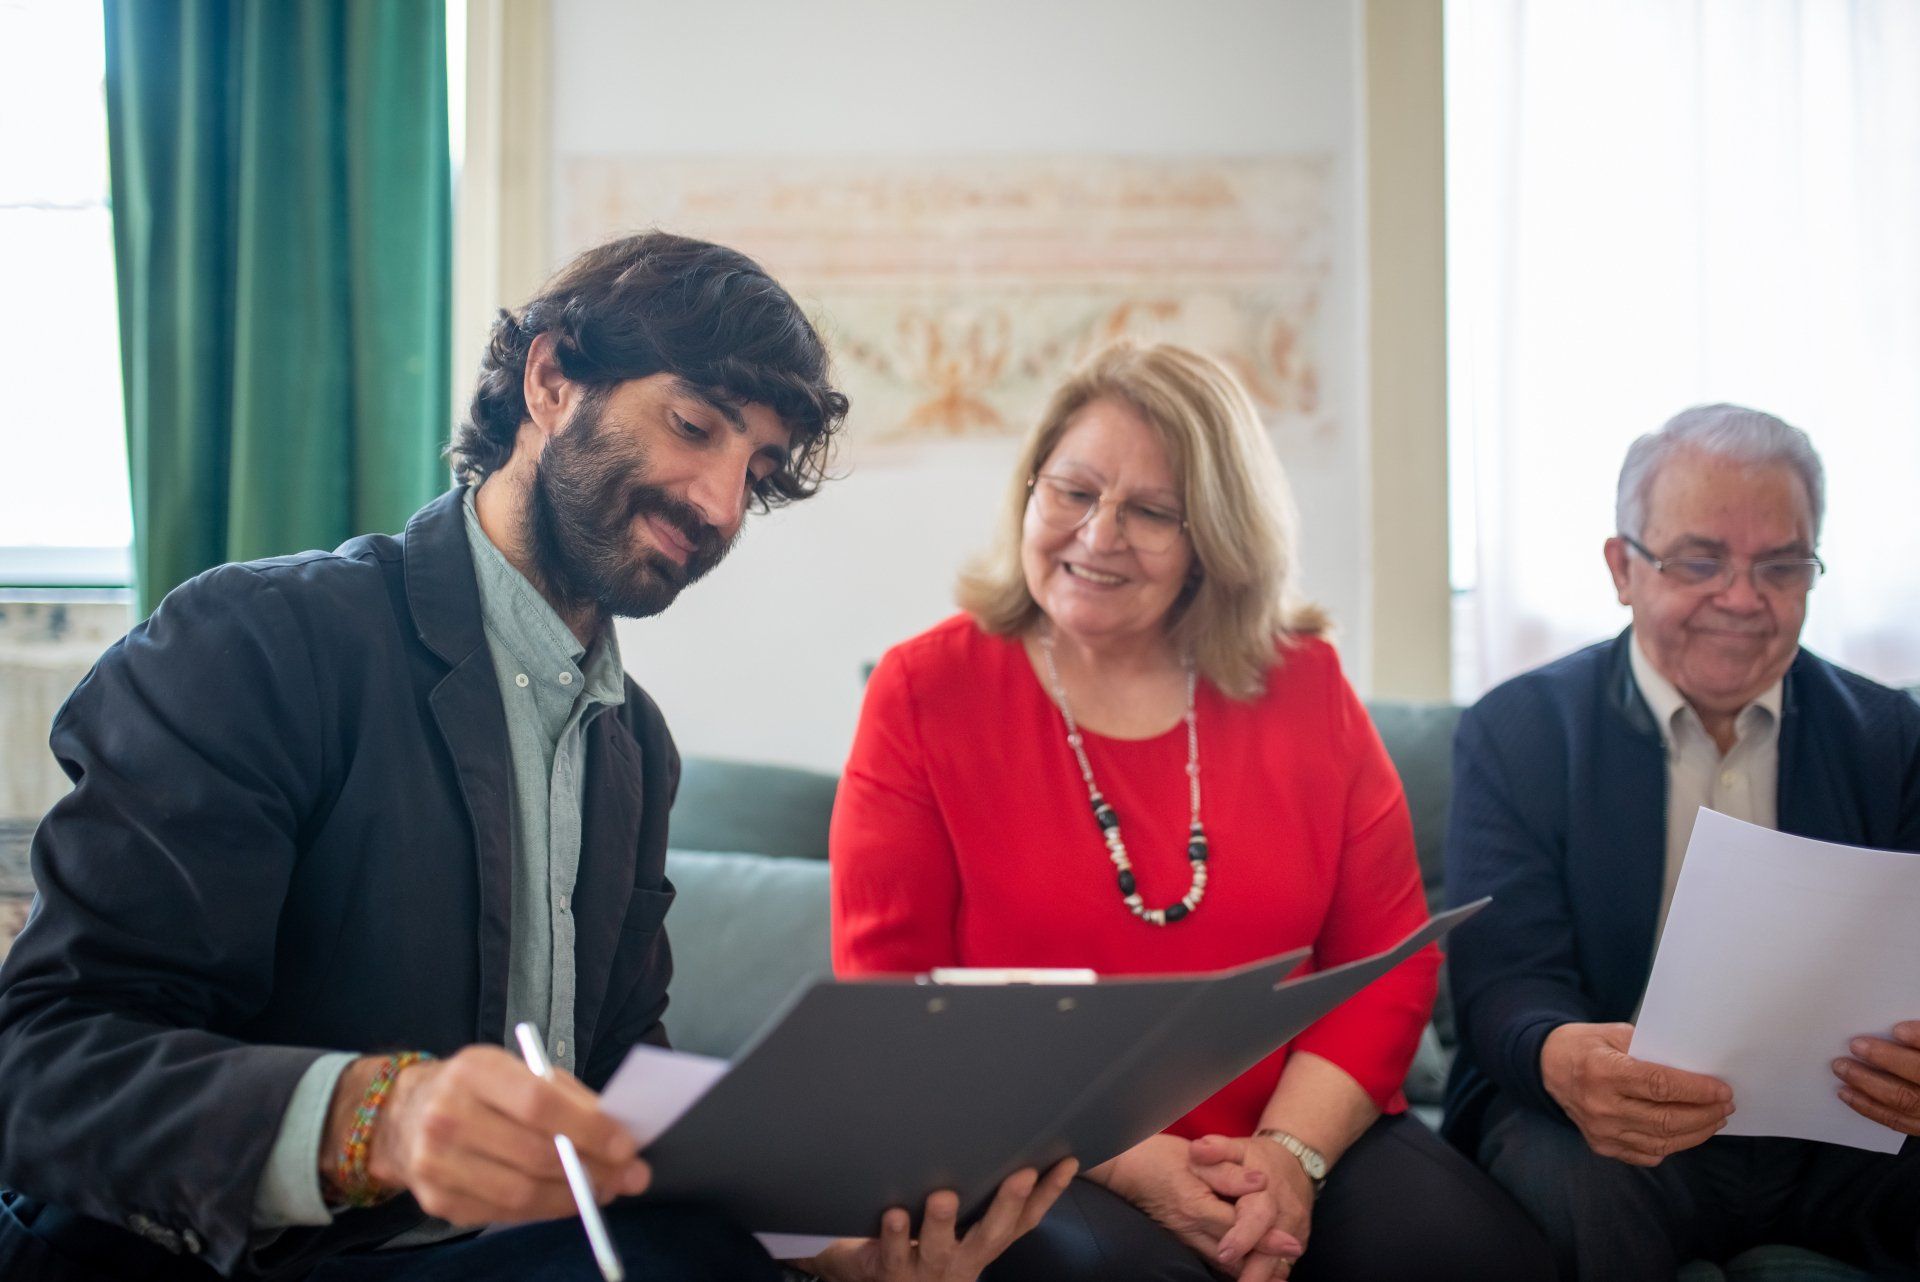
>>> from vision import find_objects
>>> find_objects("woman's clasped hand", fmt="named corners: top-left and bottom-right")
top-left (1089, 1135), bottom-right (1306, 1280)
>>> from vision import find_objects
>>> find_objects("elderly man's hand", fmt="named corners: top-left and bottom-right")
top-left (1540, 1022), bottom-right (1734, 1166)
top-left (1833, 1021), bottom-right (1920, 1136)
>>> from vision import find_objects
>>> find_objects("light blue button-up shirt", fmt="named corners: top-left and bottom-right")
top-left (463, 485), bottom-right (628, 1073)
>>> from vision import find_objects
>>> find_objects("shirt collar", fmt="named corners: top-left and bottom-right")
top-left (462, 485), bottom-right (626, 709)
top-left (1628, 626), bottom-right (1781, 747)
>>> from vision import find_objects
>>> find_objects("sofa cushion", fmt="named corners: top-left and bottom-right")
top-left (1361, 700), bottom-right (1463, 905)
top-left (671, 759), bottom-right (838, 861)
top-left (662, 848), bottom-right (832, 1059)
top-left (1363, 700), bottom-right (1465, 1049)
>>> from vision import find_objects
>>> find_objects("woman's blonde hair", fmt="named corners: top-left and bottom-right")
top-left (957, 340), bottom-right (1328, 699)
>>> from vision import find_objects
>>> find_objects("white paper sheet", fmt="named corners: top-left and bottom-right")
top-left (1631, 808), bottom-right (1920, 1153)
top-left (598, 1044), bottom-right (841, 1260)
top-left (600, 1043), bottom-right (731, 1147)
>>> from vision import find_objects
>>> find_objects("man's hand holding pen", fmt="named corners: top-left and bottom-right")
top-left (320, 1044), bottom-right (651, 1225)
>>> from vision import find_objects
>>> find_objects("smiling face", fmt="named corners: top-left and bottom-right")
top-left (1604, 447), bottom-right (1816, 717)
top-left (1020, 397), bottom-right (1195, 653)
top-left (528, 372), bottom-right (791, 619)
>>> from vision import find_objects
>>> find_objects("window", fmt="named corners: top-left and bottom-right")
top-left (0, 0), bottom-right (131, 587)
top-left (1447, 0), bottom-right (1920, 696)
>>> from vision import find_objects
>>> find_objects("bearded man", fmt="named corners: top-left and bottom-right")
top-left (0, 233), bottom-right (1070, 1282)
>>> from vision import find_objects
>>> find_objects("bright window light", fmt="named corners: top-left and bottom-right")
top-left (1447, 0), bottom-right (1920, 695)
top-left (0, 0), bottom-right (132, 583)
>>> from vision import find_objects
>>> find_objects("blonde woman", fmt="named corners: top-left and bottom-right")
top-left (830, 343), bottom-right (1548, 1281)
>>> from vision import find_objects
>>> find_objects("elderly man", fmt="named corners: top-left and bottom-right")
top-left (0, 232), bottom-right (1069, 1282)
top-left (1443, 404), bottom-right (1920, 1280)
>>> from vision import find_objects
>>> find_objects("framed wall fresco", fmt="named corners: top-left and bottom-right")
top-left (560, 156), bottom-right (1333, 452)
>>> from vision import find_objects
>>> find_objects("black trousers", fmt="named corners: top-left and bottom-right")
top-left (1477, 1093), bottom-right (1920, 1281)
top-left (0, 1192), bottom-right (782, 1282)
top-left (985, 1113), bottom-right (1554, 1282)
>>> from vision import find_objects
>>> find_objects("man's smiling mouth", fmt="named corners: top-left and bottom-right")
top-left (642, 514), bottom-right (695, 565)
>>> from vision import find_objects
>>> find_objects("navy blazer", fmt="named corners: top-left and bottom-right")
top-left (1441, 629), bottom-right (1920, 1149)
top-left (0, 489), bottom-right (680, 1278)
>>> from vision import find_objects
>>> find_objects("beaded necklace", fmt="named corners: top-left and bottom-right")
top-left (1039, 627), bottom-right (1208, 926)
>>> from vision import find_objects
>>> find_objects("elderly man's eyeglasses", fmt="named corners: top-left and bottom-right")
top-left (1028, 474), bottom-right (1189, 554)
top-left (1620, 534), bottom-right (1825, 595)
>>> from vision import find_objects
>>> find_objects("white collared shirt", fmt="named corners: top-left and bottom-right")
top-left (1628, 630), bottom-right (1784, 939)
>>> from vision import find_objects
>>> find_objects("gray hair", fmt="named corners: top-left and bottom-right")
top-left (1615, 403), bottom-right (1826, 542)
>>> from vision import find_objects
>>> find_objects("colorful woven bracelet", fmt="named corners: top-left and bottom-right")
top-left (331, 1050), bottom-right (432, 1209)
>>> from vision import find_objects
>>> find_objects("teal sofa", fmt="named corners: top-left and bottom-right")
top-left (662, 699), bottom-right (1894, 1282)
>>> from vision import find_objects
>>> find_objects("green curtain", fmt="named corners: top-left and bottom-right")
top-left (104, 0), bottom-right (451, 616)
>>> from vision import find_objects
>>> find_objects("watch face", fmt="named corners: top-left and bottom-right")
top-left (1300, 1148), bottom-right (1328, 1180)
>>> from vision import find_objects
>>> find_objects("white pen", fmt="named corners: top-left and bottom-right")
top-left (513, 1021), bottom-right (626, 1282)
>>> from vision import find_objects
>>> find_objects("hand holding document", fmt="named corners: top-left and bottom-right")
top-left (1632, 809), bottom-right (1920, 1153)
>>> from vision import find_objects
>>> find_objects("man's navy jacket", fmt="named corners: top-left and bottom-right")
top-left (1442, 629), bottom-right (1920, 1150)
top-left (0, 489), bottom-right (681, 1277)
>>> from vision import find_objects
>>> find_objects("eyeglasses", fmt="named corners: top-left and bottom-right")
top-left (1620, 534), bottom-right (1825, 596)
top-left (1028, 473), bottom-right (1189, 554)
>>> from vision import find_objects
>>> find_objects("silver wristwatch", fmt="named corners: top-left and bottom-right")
top-left (1255, 1128), bottom-right (1329, 1197)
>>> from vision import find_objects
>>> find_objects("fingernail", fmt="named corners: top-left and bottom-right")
top-left (1851, 1038), bottom-right (1871, 1056)
top-left (1833, 1058), bottom-right (1852, 1077)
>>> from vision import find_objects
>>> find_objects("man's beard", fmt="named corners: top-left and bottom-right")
top-left (525, 396), bottom-right (735, 620)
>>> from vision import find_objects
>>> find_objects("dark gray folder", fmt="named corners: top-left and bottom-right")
top-left (640, 899), bottom-right (1486, 1236)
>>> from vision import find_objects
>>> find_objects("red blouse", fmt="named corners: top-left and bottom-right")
top-left (829, 614), bottom-right (1438, 1138)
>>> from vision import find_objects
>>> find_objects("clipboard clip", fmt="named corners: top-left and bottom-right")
top-left (921, 967), bottom-right (1099, 985)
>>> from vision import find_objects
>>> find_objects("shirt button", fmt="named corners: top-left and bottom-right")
top-left (515, 673), bottom-right (529, 688)
top-left (558, 672), bottom-right (574, 686)
top-left (557, 894), bottom-right (570, 912)
top-left (555, 1040), bottom-right (566, 1059)
top-left (1721, 771), bottom-right (1740, 789)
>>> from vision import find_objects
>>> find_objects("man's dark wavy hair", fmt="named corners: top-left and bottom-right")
top-left (450, 231), bottom-right (848, 507)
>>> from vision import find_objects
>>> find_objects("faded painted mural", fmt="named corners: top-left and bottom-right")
top-left (562, 156), bottom-right (1333, 450)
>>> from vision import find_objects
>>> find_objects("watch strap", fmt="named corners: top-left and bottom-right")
top-left (1254, 1128), bottom-right (1329, 1196)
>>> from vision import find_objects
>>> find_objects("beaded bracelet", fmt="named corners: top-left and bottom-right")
top-left (331, 1050), bottom-right (432, 1209)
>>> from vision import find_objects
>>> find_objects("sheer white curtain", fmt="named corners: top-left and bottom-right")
top-left (1447, 0), bottom-right (1920, 696)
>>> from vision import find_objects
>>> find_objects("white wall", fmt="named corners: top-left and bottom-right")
top-left (547, 0), bottom-right (1369, 771)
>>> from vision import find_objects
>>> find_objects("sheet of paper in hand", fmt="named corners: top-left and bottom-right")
top-left (1633, 808), bottom-right (1920, 1153)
